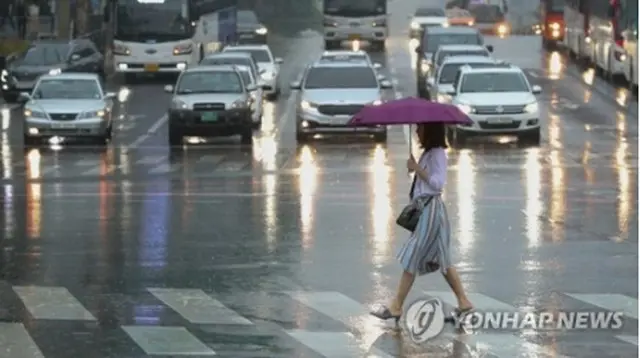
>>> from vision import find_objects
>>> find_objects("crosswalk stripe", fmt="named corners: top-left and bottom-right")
top-left (149, 163), bottom-right (181, 174)
top-left (285, 330), bottom-right (393, 358)
top-left (122, 326), bottom-right (216, 355)
top-left (13, 286), bottom-right (96, 321)
top-left (425, 291), bottom-right (516, 312)
top-left (0, 323), bottom-right (45, 358)
top-left (147, 287), bottom-right (253, 325)
top-left (285, 291), bottom-right (370, 326)
top-left (449, 332), bottom-right (570, 358)
top-left (135, 155), bottom-right (166, 165)
top-left (565, 294), bottom-right (638, 319)
top-left (615, 335), bottom-right (638, 346)
top-left (215, 161), bottom-right (247, 171)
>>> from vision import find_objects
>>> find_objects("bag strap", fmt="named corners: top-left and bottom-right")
top-left (409, 174), bottom-right (417, 200)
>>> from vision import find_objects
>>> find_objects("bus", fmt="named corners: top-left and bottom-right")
top-left (620, 0), bottom-right (638, 87)
top-left (322, 0), bottom-right (388, 50)
top-left (540, 0), bottom-right (565, 49)
top-left (564, 0), bottom-right (626, 81)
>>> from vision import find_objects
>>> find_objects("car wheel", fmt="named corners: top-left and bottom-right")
top-left (374, 130), bottom-right (387, 143)
top-left (519, 130), bottom-right (540, 146)
top-left (23, 134), bottom-right (37, 147)
top-left (240, 128), bottom-right (253, 144)
top-left (2, 92), bottom-right (18, 103)
top-left (168, 129), bottom-right (183, 146)
top-left (296, 131), bottom-right (310, 143)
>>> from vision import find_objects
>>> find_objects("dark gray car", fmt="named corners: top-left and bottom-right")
top-left (1, 39), bottom-right (104, 102)
top-left (236, 10), bottom-right (268, 44)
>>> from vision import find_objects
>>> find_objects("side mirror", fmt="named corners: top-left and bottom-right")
top-left (531, 85), bottom-right (542, 94)
top-left (105, 92), bottom-right (116, 98)
top-left (376, 74), bottom-right (386, 81)
top-left (275, 57), bottom-right (283, 64)
top-left (373, 62), bottom-right (382, 69)
top-left (18, 92), bottom-right (30, 102)
top-left (486, 45), bottom-right (494, 52)
top-left (290, 81), bottom-right (301, 90)
top-left (69, 53), bottom-right (81, 62)
top-left (380, 80), bottom-right (392, 89)
top-left (246, 84), bottom-right (256, 91)
top-left (164, 85), bottom-right (174, 93)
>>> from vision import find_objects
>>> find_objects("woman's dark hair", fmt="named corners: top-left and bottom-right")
top-left (417, 123), bottom-right (448, 150)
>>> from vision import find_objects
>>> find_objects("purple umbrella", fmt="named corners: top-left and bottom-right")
top-left (348, 97), bottom-right (472, 126)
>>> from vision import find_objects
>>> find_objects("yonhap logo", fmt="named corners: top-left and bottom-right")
top-left (404, 297), bottom-right (446, 343)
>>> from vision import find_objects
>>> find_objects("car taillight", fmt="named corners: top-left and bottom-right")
top-left (615, 38), bottom-right (624, 47)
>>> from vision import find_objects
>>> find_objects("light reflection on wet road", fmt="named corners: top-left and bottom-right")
top-left (0, 0), bottom-right (637, 357)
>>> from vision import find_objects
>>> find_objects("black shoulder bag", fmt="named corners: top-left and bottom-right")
top-left (395, 174), bottom-right (433, 232)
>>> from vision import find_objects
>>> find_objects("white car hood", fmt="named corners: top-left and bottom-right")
top-left (27, 99), bottom-right (105, 113)
top-left (456, 92), bottom-right (535, 106)
top-left (413, 16), bottom-right (447, 26)
top-left (303, 89), bottom-right (380, 104)
top-left (257, 62), bottom-right (276, 74)
top-left (174, 93), bottom-right (245, 108)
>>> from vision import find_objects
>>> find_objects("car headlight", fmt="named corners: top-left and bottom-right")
top-left (497, 24), bottom-right (508, 35)
top-left (49, 68), bottom-right (62, 75)
top-left (230, 99), bottom-right (248, 109)
top-left (420, 59), bottom-right (431, 73)
top-left (456, 103), bottom-right (473, 114)
top-left (300, 100), bottom-right (317, 110)
top-left (411, 22), bottom-right (419, 30)
top-left (549, 22), bottom-right (560, 30)
top-left (255, 27), bottom-right (268, 35)
top-left (524, 102), bottom-right (538, 113)
top-left (1, 69), bottom-right (7, 82)
top-left (23, 109), bottom-right (47, 118)
top-left (78, 110), bottom-right (105, 119)
top-left (172, 99), bottom-right (189, 109)
top-left (114, 43), bottom-right (131, 56)
top-left (371, 99), bottom-right (382, 106)
top-left (173, 43), bottom-right (193, 55)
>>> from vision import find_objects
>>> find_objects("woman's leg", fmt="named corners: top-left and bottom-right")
top-left (442, 267), bottom-right (473, 309)
top-left (389, 270), bottom-right (416, 315)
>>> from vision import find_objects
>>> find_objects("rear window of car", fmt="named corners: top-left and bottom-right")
top-left (424, 33), bottom-right (482, 53)
top-left (435, 50), bottom-right (489, 65)
top-left (415, 8), bottom-right (445, 16)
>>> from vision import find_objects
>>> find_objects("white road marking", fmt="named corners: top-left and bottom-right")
top-left (148, 114), bottom-right (168, 133)
top-left (616, 335), bottom-right (638, 346)
top-left (124, 134), bottom-right (150, 151)
top-left (122, 326), bottom-right (216, 355)
top-left (425, 291), bottom-right (516, 311)
top-left (275, 93), bottom-right (298, 142)
top-left (448, 332), bottom-right (570, 358)
top-left (527, 69), bottom-right (540, 78)
top-left (0, 323), bottom-right (45, 358)
top-left (285, 331), bottom-right (393, 358)
top-left (147, 288), bottom-right (253, 325)
top-left (565, 293), bottom-right (638, 319)
top-left (13, 286), bottom-right (96, 321)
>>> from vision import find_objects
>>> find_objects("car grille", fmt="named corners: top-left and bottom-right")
top-left (49, 113), bottom-right (78, 121)
top-left (478, 121), bottom-right (520, 130)
top-left (474, 105), bottom-right (525, 115)
top-left (193, 103), bottom-right (226, 111)
top-left (317, 104), bottom-right (364, 116)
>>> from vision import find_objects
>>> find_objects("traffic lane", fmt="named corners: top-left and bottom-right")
top-left (0, 142), bottom-right (635, 357)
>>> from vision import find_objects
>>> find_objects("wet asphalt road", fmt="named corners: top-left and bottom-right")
top-left (0, 0), bottom-right (638, 357)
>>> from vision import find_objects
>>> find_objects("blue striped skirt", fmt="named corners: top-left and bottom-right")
top-left (397, 195), bottom-right (452, 276)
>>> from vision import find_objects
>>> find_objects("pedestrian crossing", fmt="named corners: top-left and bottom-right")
top-left (1, 146), bottom-right (636, 182)
top-left (0, 284), bottom-right (636, 357)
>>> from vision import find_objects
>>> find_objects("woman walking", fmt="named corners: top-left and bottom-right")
top-left (371, 123), bottom-right (473, 322)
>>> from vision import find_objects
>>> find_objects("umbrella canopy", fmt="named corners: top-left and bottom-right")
top-left (348, 97), bottom-right (472, 126)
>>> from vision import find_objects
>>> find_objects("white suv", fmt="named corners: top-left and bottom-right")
top-left (444, 65), bottom-right (542, 145)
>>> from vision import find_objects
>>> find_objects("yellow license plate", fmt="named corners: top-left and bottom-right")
top-left (144, 64), bottom-right (159, 72)
top-left (348, 34), bottom-right (360, 40)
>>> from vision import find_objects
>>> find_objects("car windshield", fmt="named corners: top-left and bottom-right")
top-left (469, 5), bottom-right (504, 23)
top-left (425, 34), bottom-right (481, 52)
top-left (177, 71), bottom-right (243, 94)
top-left (201, 56), bottom-right (251, 68)
top-left (237, 10), bottom-right (259, 24)
top-left (238, 70), bottom-right (254, 85)
top-left (438, 62), bottom-right (497, 83)
top-left (304, 67), bottom-right (378, 89)
top-left (436, 50), bottom-right (488, 65)
top-left (32, 79), bottom-right (102, 99)
top-left (18, 45), bottom-right (69, 66)
top-left (460, 72), bottom-right (529, 93)
top-left (549, 0), bottom-right (564, 12)
top-left (224, 48), bottom-right (271, 63)
top-left (415, 8), bottom-right (445, 16)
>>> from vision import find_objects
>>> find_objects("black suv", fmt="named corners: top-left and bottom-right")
top-left (414, 26), bottom-right (490, 99)
top-left (1, 39), bottom-right (104, 102)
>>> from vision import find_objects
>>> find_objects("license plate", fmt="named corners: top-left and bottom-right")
top-left (487, 117), bottom-right (512, 124)
top-left (348, 34), bottom-right (360, 40)
top-left (144, 64), bottom-right (159, 72)
top-left (51, 123), bottom-right (75, 129)
top-left (201, 112), bottom-right (219, 122)
top-left (349, 22), bottom-right (360, 27)
top-left (239, 34), bottom-right (254, 39)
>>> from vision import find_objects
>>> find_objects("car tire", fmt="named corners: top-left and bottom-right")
top-left (296, 131), bottom-right (310, 143)
top-left (168, 128), bottom-right (183, 146)
top-left (374, 130), bottom-right (387, 143)
top-left (23, 135), bottom-right (37, 147)
top-left (2, 92), bottom-right (18, 103)
top-left (519, 129), bottom-right (540, 146)
top-left (240, 128), bottom-right (253, 144)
